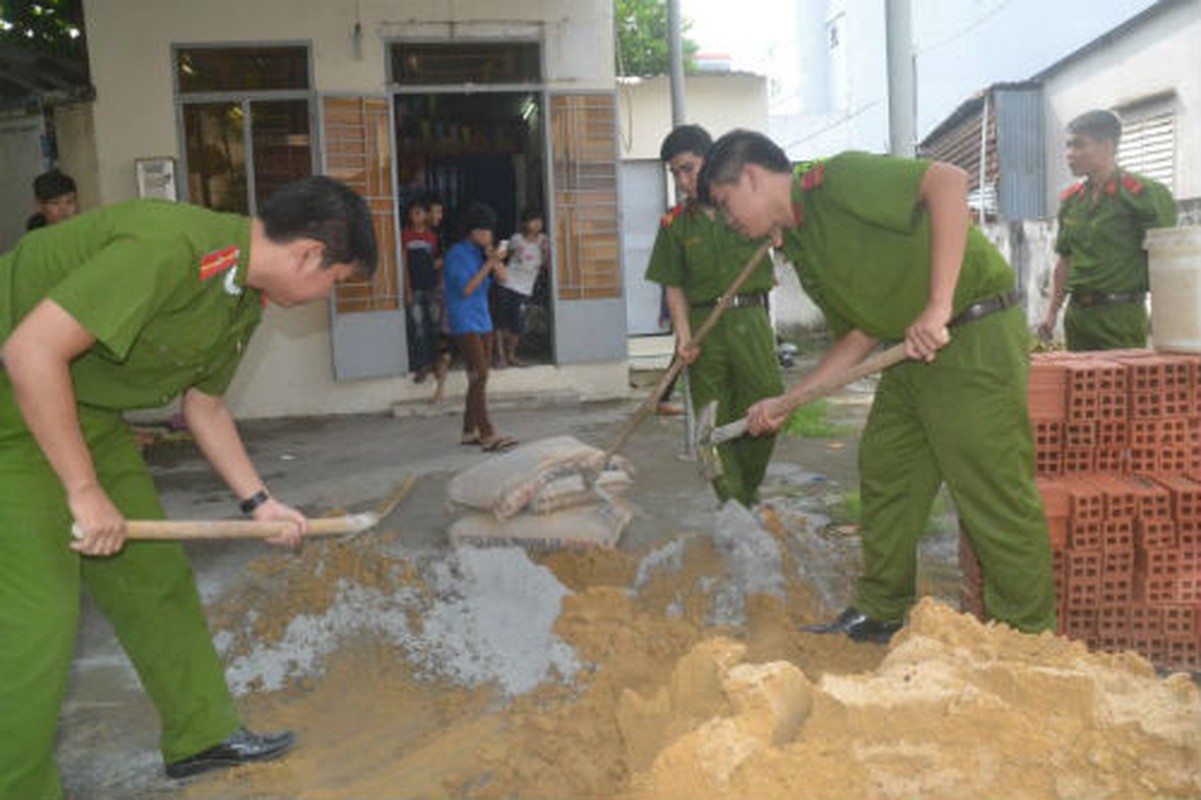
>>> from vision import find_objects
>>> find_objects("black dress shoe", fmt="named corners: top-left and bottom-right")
top-left (800, 606), bottom-right (902, 644)
top-left (165, 727), bottom-right (296, 779)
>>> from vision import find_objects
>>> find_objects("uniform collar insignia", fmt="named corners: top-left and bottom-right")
top-left (223, 266), bottom-right (243, 297)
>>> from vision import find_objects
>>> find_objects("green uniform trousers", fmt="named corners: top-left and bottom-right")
top-left (854, 307), bottom-right (1057, 633)
top-left (0, 380), bottom-right (239, 799)
top-left (1064, 300), bottom-right (1148, 352)
top-left (686, 305), bottom-right (784, 505)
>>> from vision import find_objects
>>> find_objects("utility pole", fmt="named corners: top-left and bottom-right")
top-left (885, 0), bottom-right (916, 156)
top-left (668, 0), bottom-right (686, 126)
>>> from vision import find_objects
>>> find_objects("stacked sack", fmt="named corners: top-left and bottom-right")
top-left (1029, 349), bottom-right (1201, 671)
top-left (447, 436), bottom-right (635, 549)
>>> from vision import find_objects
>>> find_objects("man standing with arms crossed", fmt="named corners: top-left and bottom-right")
top-left (644, 124), bottom-right (783, 507)
top-left (0, 175), bottom-right (377, 797)
top-left (702, 130), bottom-right (1056, 643)
top-left (1038, 109), bottom-right (1177, 350)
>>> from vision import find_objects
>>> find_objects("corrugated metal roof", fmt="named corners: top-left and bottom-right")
top-left (0, 42), bottom-right (93, 111)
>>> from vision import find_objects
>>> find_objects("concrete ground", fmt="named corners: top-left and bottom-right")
top-left (55, 358), bottom-right (963, 798)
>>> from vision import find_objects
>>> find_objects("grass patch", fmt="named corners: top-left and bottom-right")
top-left (782, 399), bottom-right (851, 438)
top-left (831, 489), bottom-right (861, 525)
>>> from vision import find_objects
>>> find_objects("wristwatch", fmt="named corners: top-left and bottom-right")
top-left (238, 489), bottom-right (270, 516)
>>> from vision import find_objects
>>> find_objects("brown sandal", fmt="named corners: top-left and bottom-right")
top-left (480, 436), bottom-right (518, 452)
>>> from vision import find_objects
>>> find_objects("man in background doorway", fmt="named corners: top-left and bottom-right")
top-left (1038, 109), bottom-right (1176, 350)
top-left (26, 169), bottom-right (80, 231)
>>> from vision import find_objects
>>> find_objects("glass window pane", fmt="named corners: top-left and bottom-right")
top-left (177, 46), bottom-right (309, 93)
top-left (251, 100), bottom-right (312, 208)
top-left (390, 43), bottom-right (540, 85)
top-left (183, 102), bottom-right (248, 214)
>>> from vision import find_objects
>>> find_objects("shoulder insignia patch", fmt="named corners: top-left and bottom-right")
top-left (1120, 173), bottom-right (1144, 195)
top-left (1059, 182), bottom-right (1085, 202)
top-left (801, 163), bottom-right (825, 192)
top-left (660, 203), bottom-right (685, 228)
top-left (199, 245), bottom-right (240, 282)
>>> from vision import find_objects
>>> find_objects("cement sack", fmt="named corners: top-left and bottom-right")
top-left (528, 469), bottom-right (633, 515)
top-left (448, 435), bottom-right (632, 519)
top-left (449, 500), bottom-right (632, 550)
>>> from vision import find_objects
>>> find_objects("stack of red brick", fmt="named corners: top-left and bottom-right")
top-left (1029, 349), bottom-right (1201, 671)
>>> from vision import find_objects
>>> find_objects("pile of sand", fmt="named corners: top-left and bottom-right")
top-left (629, 599), bottom-right (1200, 799)
top-left (189, 513), bottom-right (1200, 799)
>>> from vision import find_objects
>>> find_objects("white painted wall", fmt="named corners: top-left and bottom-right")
top-left (615, 73), bottom-right (769, 160)
top-left (82, 0), bottom-right (622, 419)
top-left (768, 0), bottom-right (889, 160)
top-left (1041, 1), bottom-right (1201, 208)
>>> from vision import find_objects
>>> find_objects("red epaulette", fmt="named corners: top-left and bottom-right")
top-left (801, 163), bottom-right (825, 192)
top-left (1059, 182), bottom-right (1085, 202)
top-left (198, 245), bottom-right (240, 281)
top-left (660, 203), bottom-right (685, 228)
top-left (1120, 173), bottom-right (1144, 195)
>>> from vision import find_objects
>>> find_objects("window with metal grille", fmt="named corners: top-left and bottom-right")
top-left (1118, 111), bottom-right (1174, 191)
top-left (551, 94), bottom-right (620, 301)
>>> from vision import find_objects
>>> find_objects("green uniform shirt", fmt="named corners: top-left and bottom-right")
top-left (1055, 168), bottom-right (1177, 293)
top-left (0, 200), bottom-right (262, 410)
top-left (644, 201), bottom-right (774, 303)
top-left (777, 152), bottom-right (1014, 341)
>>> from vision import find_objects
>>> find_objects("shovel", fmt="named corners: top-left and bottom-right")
top-left (71, 477), bottom-right (416, 542)
top-left (596, 240), bottom-right (773, 471)
top-left (693, 342), bottom-right (909, 481)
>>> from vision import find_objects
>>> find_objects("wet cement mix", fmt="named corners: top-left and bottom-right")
top-left (186, 503), bottom-right (1201, 800)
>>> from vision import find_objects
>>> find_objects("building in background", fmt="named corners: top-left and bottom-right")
top-left (616, 71), bottom-right (769, 335)
top-left (767, 0), bottom-right (890, 160)
top-left (918, 0), bottom-right (1199, 328)
top-left (31, 0), bottom-right (627, 419)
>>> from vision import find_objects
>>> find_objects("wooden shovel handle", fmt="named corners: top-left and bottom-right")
top-left (72, 514), bottom-right (377, 541)
top-left (602, 239), bottom-right (773, 462)
top-left (711, 342), bottom-right (909, 445)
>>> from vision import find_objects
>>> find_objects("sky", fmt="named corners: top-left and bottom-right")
top-left (682, 0), bottom-right (1159, 135)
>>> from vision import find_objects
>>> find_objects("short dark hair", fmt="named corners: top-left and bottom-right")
top-left (659, 124), bottom-right (712, 162)
top-left (700, 129), bottom-right (793, 194)
top-left (1068, 109), bottom-right (1122, 144)
top-left (258, 175), bottom-right (378, 278)
top-left (459, 201), bottom-right (498, 238)
top-left (33, 169), bottom-right (76, 201)
top-left (520, 207), bottom-right (543, 224)
top-left (404, 197), bottom-right (429, 219)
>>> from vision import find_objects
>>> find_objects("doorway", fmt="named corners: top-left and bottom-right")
top-left (394, 91), bottom-right (553, 368)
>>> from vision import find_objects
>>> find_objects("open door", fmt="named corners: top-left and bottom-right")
top-left (321, 95), bottom-right (406, 381)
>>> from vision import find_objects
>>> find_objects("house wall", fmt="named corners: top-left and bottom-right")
top-left (616, 74), bottom-right (769, 160)
top-left (768, 0), bottom-right (889, 160)
top-left (82, 0), bottom-right (622, 419)
top-left (1041, 0), bottom-right (1201, 209)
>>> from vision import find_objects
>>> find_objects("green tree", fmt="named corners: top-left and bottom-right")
top-left (0, 0), bottom-right (87, 62)
top-left (615, 0), bottom-right (699, 77)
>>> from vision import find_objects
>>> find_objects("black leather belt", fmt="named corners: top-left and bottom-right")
top-left (692, 291), bottom-right (769, 310)
top-left (949, 289), bottom-right (1024, 328)
top-left (1070, 291), bottom-right (1145, 307)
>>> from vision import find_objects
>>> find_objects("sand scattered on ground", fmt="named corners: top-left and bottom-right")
top-left (187, 509), bottom-right (1200, 800)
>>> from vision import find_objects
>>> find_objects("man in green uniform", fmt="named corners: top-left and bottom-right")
top-left (644, 124), bottom-right (783, 506)
top-left (1038, 109), bottom-right (1177, 350)
top-left (702, 130), bottom-right (1056, 643)
top-left (0, 175), bottom-right (377, 798)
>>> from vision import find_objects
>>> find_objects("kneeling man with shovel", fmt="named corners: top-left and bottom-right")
top-left (0, 176), bottom-right (377, 796)
top-left (700, 131), bottom-right (1056, 645)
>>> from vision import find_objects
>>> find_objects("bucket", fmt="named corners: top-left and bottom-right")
top-left (1145, 226), bottom-right (1201, 354)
